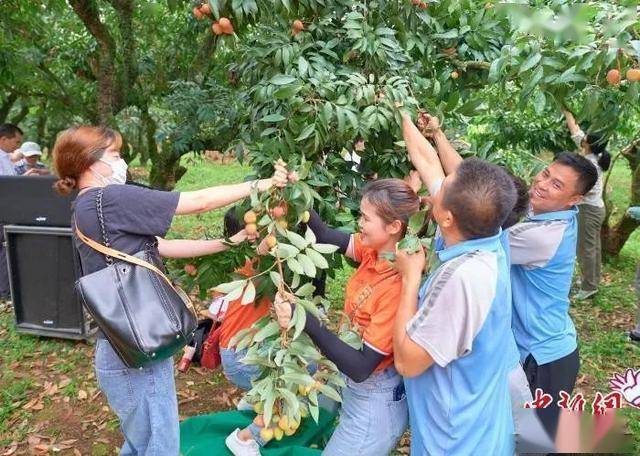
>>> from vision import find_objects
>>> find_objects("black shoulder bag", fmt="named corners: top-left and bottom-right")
top-left (75, 189), bottom-right (197, 368)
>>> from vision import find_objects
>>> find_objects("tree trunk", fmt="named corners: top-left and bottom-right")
top-left (149, 144), bottom-right (187, 190)
top-left (69, 0), bottom-right (117, 126)
top-left (602, 142), bottom-right (640, 256)
top-left (0, 92), bottom-right (18, 123)
top-left (36, 101), bottom-right (48, 149)
top-left (10, 104), bottom-right (29, 125)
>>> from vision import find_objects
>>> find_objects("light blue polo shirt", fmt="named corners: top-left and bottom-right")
top-left (434, 230), bottom-right (521, 370)
top-left (508, 207), bottom-right (578, 365)
top-left (405, 232), bottom-right (515, 455)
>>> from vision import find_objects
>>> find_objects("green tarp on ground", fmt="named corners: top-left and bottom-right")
top-left (180, 409), bottom-right (337, 455)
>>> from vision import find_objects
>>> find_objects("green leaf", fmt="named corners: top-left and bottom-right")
top-left (286, 230), bottom-right (309, 250)
top-left (241, 280), bottom-right (256, 305)
top-left (214, 279), bottom-right (247, 294)
top-left (263, 386), bottom-right (276, 427)
top-left (270, 271), bottom-right (281, 288)
top-left (305, 226), bottom-right (317, 244)
top-left (225, 281), bottom-right (246, 301)
top-left (260, 113), bottom-right (287, 122)
top-left (317, 383), bottom-right (342, 403)
top-left (280, 372), bottom-right (314, 385)
top-left (253, 320), bottom-right (280, 343)
top-left (270, 74), bottom-right (297, 85)
top-left (305, 248), bottom-right (329, 269)
top-left (296, 124), bottom-right (316, 142)
top-left (292, 304), bottom-right (306, 340)
top-left (433, 30), bottom-right (458, 39)
top-left (519, 52), bottom-right (541, 74)
top-left (287, 257), bottom-right (305, 275)
top-left (312, 243), bottom-right (340, 254)
top-left (533, 91), bottom-right (546, 115)
top-left (276, 243), bottom-right (300, 258)
top-left (295, 282), bottom-right (315, 297)
top-left (278, 388), bottom-right (299, 414)
top-left (291, 272), bottom-right (300, 289)
top-left (298, 56), bottom-right (309, 76)
top-left (309, 402), bottom-right (319, 423)
top-left (297, 253), bottom-right (317, 277)
top-left (488, 57), bottom-right (503, 83)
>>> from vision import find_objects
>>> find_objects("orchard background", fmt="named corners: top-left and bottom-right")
top-left (1, 0), bottom-right (640, 453)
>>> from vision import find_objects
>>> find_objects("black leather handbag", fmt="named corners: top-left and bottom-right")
top-left (75, 189), bottom-right (197, 368)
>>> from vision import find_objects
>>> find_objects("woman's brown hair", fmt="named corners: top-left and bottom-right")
top-left (52, 126), bottom-right (122, 195)
top-left (361, 178), bottom-right (420, 236)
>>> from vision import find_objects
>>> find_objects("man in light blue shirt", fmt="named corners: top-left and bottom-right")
top-left (508, 152), bottom-right (597, 437)
top-left (0, 124), bottom-right (23, 299)
top-left (393, 113), bottom-right (517, 455)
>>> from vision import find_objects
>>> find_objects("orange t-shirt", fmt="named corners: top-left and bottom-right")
top-left (219, 260), bottom-right (271, 349)
top-left (343, 234), bottom-right (403, 372)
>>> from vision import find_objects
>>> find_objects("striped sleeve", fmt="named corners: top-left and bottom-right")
top-left (406, 252), bottom-right (497, 367)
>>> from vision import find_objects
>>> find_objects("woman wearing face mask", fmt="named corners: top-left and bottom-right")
top-left (52, 125), bottom-right (288, 455)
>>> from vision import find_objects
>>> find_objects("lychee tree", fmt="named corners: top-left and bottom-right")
top-left (186, 0), bottom-right (640, 441)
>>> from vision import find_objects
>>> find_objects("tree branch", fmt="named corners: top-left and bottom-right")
top-left (0, 91), bottom-right (18, 124)
top-left (450, 58), bottom-right (491, 71)
top-left (69, 0), bottom-right (117, 125)
top-left (106, 0), bottom-right (137, 110)
top-left (10, 105), bottom-right (29, 125)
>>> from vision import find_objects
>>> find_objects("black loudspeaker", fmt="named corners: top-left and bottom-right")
top-left (4, 225), bottom-right (94, 339)
top-left (0, 175), bottom-right (76, 226)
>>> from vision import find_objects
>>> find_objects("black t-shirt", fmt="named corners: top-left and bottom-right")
top-left (73, 184), bottom-right (179, 337)
top-left (73, 184), bottom-right (179, 274)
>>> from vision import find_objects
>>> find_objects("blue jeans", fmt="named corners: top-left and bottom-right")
top-left (220, 347), bottom-right (261, 391)
top-left (95, 338), bottom-right (179, 455)
top-left (323, 367), bottom-right (408, 456)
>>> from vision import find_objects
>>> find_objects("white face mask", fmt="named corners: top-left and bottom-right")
top-left (95, 158), bottom-right (128, 185)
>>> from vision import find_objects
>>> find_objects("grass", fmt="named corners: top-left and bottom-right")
top-left (1, 155), bottom-right (640, 452)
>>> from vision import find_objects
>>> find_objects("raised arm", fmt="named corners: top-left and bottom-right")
top-left (156, 230), bottom-right (248, 258)
top-left (563, 109), bottom-right (581, 137)
top-left (175, 161), bottom-right (288, 215)
top-left (422, 113), bottom-right (462, 176)
top-left (401, 112), bottom-right (445, 195)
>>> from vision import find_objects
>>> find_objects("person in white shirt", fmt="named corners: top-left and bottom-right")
top-left (0, 123), bottom-right (24, 299)
top-left (0, 123), bottom-right (23, 176)
top-left (563, 110), bottom-right (611, 301)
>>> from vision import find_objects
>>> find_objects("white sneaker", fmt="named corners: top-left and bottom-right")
top-left (236, 395), bottom-right (254, 411)
top-left (225, 429), bottom-right (261, 456)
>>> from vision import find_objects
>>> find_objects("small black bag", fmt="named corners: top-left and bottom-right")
top-left (190, 318), bottom-right (214, 364)
top-left (75, 189), bottom-right (197, 368)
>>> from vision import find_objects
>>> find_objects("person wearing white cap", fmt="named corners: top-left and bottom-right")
top-left (14, 142), bottom-right (50, 176)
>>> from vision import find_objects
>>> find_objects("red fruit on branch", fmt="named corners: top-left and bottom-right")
top-left (606, 69), bottom-right (621, 85)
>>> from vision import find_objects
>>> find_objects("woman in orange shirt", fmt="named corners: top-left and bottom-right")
top-left (226, 179), bottom-right (419, 456)
top-left (217, 210), bottom-right (272, 392)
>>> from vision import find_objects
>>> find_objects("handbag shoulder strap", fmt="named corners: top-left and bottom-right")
top-left (75, 222), bottom-right (175, 290)
top-left (96, 189), bottom-right (113, 265)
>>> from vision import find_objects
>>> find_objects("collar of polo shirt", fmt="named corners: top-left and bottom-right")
top-left (527, 206), bottom-right (578, 222)
top-left (436, 229), bottom-right (502, 263)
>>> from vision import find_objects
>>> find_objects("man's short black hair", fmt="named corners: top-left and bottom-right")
top-left (554, 152), bottom-right (598, 195)
top-left (442, 158), bottom-right (517, 240)
top-left (0, 123), bottom-right (23, 139)
top-left (223, 207), bottom-right (243, 238)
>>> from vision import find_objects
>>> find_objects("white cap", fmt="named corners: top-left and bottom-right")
top-left (18, 142), bottom-right (42, 157)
